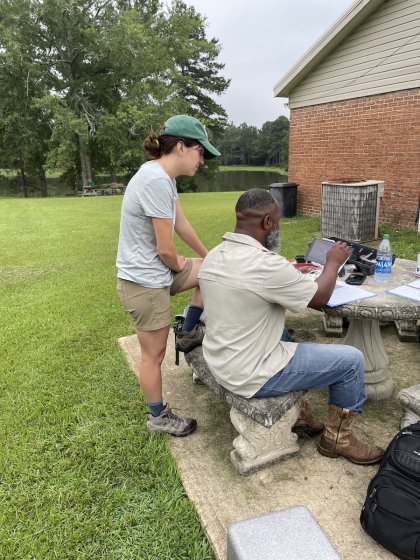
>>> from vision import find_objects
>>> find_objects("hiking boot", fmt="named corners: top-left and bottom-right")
top-left (175, 324), bottom-right (204, 353)
top-left (146, 404), bottom-right (197, 437)
top-left (317, 404), bottom-right (384, 465)
top-left (292, 398), bottom-right (325, 439)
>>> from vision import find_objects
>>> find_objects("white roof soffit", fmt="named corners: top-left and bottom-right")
top-left (273, 0), bottom-right (387, 98)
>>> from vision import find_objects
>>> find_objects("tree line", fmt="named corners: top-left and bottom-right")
top-left (0, 0), bottom-right (229, 196)
top-left (216, 116), bottom-right (289, 170)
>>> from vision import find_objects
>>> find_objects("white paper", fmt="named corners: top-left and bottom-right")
top-left (387, 284), bottom-right (420, 302)
top-left (407, 279), bottom-right (420, 289)
top-left (326, 281), bottom-right (377, 307)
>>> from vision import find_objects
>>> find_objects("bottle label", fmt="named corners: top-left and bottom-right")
top-left (375, 257), bottom-right (392, 274)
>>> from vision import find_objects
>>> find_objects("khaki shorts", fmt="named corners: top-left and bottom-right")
top-left (117, 259), bottom-right (193, 331)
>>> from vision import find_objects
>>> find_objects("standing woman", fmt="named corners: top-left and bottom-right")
top-left (116, 115), bottom-right (220, 436)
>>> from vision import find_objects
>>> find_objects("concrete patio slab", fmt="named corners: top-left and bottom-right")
top-left (119, 308), bottom-right (418, 560)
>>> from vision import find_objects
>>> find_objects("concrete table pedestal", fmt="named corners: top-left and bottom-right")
top-left (323, 258), bottom-right (420, 405)
top-left (343, 318), bottom-right (393, 403)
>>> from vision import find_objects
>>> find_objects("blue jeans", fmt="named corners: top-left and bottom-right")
top-left (253, 336), bottom-right (366, 412)
top-left (281, 327), bottom-right (293, 342)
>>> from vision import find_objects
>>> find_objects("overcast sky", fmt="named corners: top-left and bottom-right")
top-left (186, 0), bottom-right (354, 128)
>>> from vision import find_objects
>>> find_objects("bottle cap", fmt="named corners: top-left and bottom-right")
top-left (383, 234), bottom-right (390, 239)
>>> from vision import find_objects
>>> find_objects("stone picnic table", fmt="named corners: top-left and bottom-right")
top-left (78, 185), bottom-right (98, 196)
top-left (322, 258), bottom-right (420, 404)
top-left (78, 182), bottom-right (126, 196)
top-left (96, 182), bottom-right (126, 195)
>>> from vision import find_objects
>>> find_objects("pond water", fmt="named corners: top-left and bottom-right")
top-left (195, 170), bottom-right (288, 192)
top-left (0, 169), bottom-right (288, 197)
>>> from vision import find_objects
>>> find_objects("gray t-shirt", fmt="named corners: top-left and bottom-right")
top-left (116, 161), bottom-right (178, 288)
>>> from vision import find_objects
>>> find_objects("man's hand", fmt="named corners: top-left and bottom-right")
top-left (325, 241), bottom-right (352, 267)
top-left (308, 241), bottom-right (352, 309)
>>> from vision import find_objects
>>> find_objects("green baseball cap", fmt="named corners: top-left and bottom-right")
top-left (159, 115), bottom-right (221, 160)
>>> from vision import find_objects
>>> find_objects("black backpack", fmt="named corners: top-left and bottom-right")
top-left (360, 421), bottom-right (420, 560)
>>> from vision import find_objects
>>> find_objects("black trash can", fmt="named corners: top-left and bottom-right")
top-left (269, 183), bottom-right (299, 218)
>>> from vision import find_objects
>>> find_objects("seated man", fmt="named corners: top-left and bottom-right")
top-left (198, 189), bottom-right (383, 465)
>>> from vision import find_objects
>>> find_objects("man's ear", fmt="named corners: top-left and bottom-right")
top-left (262, 214), bottom-right (271, 231)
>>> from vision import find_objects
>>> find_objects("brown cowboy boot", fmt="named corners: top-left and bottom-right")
top-left (292, 398), bottom-right (325, 438)
top-left (317, 404), bottom-right (384, 465)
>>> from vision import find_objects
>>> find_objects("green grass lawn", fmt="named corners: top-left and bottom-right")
top-left (0, 194), bottom-right (418, 559)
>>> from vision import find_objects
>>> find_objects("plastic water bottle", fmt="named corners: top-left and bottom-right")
top-left (374, 234), bottom-right (392, 283)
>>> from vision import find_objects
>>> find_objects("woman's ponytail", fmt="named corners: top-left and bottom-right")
top-left (143, 127), bottom-right (199, 159)
top-left (143, 133), bottom-right (162, 159)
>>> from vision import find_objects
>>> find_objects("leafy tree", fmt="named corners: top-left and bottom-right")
top-left (0, 0), bottom-right (230, 194)
top-left (253, 116), bottom-right (289, 168)
top-left (237, 123), bottom-right (258, 165)
top-left (216, 116), bottom-right (290, 169)
top-left (0, 0), bottom-right (51, 196)
top-left (165, 1), bottom-right (229, 135)
top-left (217, 123), bottom-right (241, 165)
top-left (34, 0), bottom-right (124, 187)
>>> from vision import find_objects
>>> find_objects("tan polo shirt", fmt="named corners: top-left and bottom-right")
top-left (198, 232), bottom-right (318, 398)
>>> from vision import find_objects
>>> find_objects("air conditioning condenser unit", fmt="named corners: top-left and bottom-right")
top-left (321, 180), bottom-right (384, 242)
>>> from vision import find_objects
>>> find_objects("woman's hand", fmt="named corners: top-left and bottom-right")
top-left (177, 255), bottom-right (187, 271)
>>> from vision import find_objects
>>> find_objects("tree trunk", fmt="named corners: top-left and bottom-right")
top-left (78, 134), bottom-right (93, 186)
top-left (18, 150), bottom-right (28, 198)
top-left (39, 173), bottom-right (48, 197)
top-left (109, 168), bottom-right (117, 183)
top-left (75, 173), bottom-right (81, 193)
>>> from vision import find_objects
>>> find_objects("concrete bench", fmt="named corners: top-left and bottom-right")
top-left (398, 384), bottom-right (420, 428)
top-left (227, 506), bottom-right (341, 560)
top-left (184, 346), bottom-right (306, 475)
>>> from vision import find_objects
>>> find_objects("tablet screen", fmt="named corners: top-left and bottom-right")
top-left (304, 238), bottom-right (335, 265)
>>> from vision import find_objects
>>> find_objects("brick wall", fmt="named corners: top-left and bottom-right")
top-left (288, 89), bottom-right (420, 228)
